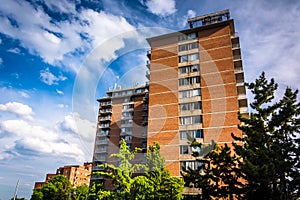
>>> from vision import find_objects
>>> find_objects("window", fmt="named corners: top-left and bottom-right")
top-left (180, 145), bottom-right (190, 154)
top-left (179, 55), bottom-right (187, 63)
top-left (178, 42), bottom-right (198, 52)
top-left (179, 78), bottom-right (189, 86)
top-left (178, 32), bottom-right (197, 41)
top-left (100, 122), bottom-right (110, 128)
top-left (179, 53), bottom-right (199, 63)
top-left (123, 104), bottom-right (134, 110)
top-left (189, 53), bottom-right (199, 61)
top-left (181, 161), bottom-right (203, 170)
top-left (121, 135), bottom-right (132, 141)
top-left (121, 119), bottom-right (133, 125)
top-left (179, 89), bottom-right (201, 98)
top-left (120, 127), bottom-right (132, 133)
top-left (191, 64), bottom-right (200, 72)
top-left (179, 64), bottom-right (200, 74)
top-left (122, 112), bottom-right (134, 118)
top-left (179, 76), bottom-right (200, 86)
top-left (100, 130), bottom-right (109, 135)
top-left (193, 89), bottom-right (201, 96)
top-left (180, 102), bottom-right (202, 111)
top-left (180, 116), bottom-right (202, 125)
top-left (180, 129), bottom-right (204, 140)
top-left (191, 76), bottom-right (200, 84)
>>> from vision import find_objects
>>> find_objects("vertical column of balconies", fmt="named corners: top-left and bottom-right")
top-left (120, 99), bottom-right (134, 149)
top-left (141, 92), bottom-right (149, 153)
top-left (177, 33), bottom-right (204, 171)
top-left (231, 33), bottom-right (248, 117)
top-left (94, 100), bottom-right (112, 164)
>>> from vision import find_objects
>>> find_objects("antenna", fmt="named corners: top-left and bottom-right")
top-left (13, 179), bottom-right (20, 200)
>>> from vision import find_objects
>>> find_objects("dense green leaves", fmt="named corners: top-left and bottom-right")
top-left (31, 175), bottom-right (89, 200)
top-left (91, 139), bottom-right (184, 200)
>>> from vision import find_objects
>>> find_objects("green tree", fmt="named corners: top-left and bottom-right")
top-left (71, 184), bottom-right (89, 200)
top-left (232, 72), bottom-right (300, 199)
top-left (208, 144), bottom-right (244, 200)
top-left (133, 142), bottom-right (184, 200)
top-left (92, 139), bottom-right (145, 199)
top-left (182, 141), bottom-right (243, 200)
top-left (31, 175), bottom-right (72, 200)
top-left (91, 140), bottom-right (184, 200)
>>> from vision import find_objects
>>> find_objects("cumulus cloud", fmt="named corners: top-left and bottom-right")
top-left (144, 0), bottom-right (177, 17)
top-left (0, 0), bottom-right (139, 72)
top-left (57, 112), bottom-right (96, 142)
top-left (0, 102), bottom-right (34, 120)
top-left (40, 68), bottom-right (67, 85)
top-left (0, 119), bottom-right (85, 161)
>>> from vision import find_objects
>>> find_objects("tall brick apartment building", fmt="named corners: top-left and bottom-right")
top-left (92, 10), bottom-right (247, 179)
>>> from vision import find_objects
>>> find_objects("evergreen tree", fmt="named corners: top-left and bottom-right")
top-left (232, 72), bottom-right (300, 199)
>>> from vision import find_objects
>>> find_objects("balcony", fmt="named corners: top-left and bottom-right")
top-left (100, 101), bottom-right (112, 107)
top-left (99, 125), bottom-right (110, 129)
top-left (146, 70), bottom-right (150, 80)
top-left (142, 119), bottom-right (148, 126)
top-left (92, 166), bottom-right (105, 171)
top-left (147, 50), bottom-right (151, 59)
top-left (120, 131), bottom-right (133, 136)
top-left (234, 60), bottom-right (243, 73)
top-left (100, 109), bottom-right (112, 114)
top-left (95, 148), bottom-right (107, 153)
top-left (99, 116), bottom-right (111, 121)
top-left (231, 32), bottom-right (238, 38)
top-left (96, 139), bottom-right (109, 145)
top-left (146, 60), bottom-right (150, 69)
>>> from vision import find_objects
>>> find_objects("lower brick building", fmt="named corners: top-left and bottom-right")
top-left (34, 162), bottom-right (92, 189)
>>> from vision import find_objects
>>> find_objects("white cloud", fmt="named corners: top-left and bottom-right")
top-left (56, 89), bottom-right (64, 95)
top-left (0, 102), bottom-right (34, 120)
top-left (19, 91), bottom-right (30, 98)
top-left (40, 68), bottom-right (67, 85)
top-left (0, 57), bottom-right (2, 65)
top-left (0, 0), bottom-right (139, 72)
top-left (236, 1), bottom-right (300, 91)
top-left (57, 112), bottom-right (96, 143)
top-left (0, 38), bottom-right (2, 44)
top-left (7, 48), bottom-right (21, 54)
top-left (180, 9), bottom-right (196, 28)
top-left (0, 119), bottom-right (85, 161)
top-left (57, 104), bottom-right (69, 108)
top-left (44, 0), bottom-right (77, 14)
top-left (145, 0), bottom-right (177, 17)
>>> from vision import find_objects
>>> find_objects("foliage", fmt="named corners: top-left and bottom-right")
top-left (182, 142), bottom-right (243, 200)
top-left (71, 184), bottom-right (89, 200)
top-left (90, 140), bottom-right (184, 200)
top-left (232, 72), bottom-right (300, 199)
top-left (31, 175), bottom-right (87, 200)
top-left (183, 72), bottom-right (300, 200)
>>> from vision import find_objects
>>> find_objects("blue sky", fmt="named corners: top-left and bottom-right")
top-left (0, 0), bottom-right (299, 199)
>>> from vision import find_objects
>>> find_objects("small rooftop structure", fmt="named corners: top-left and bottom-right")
top-left (188, 9), bottom-right (230, 28)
